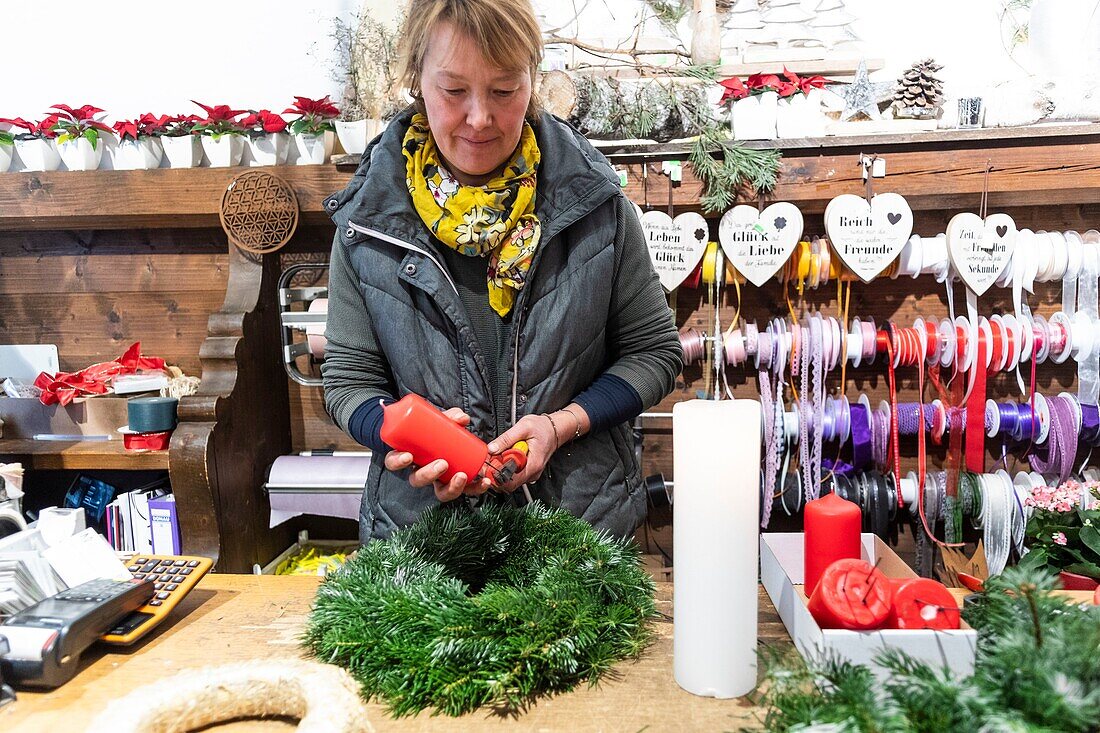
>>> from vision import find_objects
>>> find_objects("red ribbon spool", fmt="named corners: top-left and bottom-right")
top-left (806, 558), bottom-right (892, 630)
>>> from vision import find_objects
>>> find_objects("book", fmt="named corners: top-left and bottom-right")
top-left (148, 495), bottom-right (179, 555)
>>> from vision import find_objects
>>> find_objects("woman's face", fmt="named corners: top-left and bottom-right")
top-left (420, 21), bottom-right (532, 186)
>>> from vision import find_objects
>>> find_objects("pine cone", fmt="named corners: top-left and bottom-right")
top-left (892, 58), bottom-right (945, 119)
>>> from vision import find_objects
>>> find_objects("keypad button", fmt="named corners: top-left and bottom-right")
top-left (166, 584), bottom-right (178, 591)
top-left (150, 600), bottom-right (163, 606)
top-left (180, 568), bottom-right (193, 575)
top-left (187, 560), bottom-right (200, 567)
top-left (128, 565), bottom-right (142, 572)
top-left (174, 576), bottom-right (187, 584)
top-left (156, 591), bottom-right (170, 600)
top-left (154, 583), bottom-right (164, 590)
top-left (173, 560), bottom-right (186, 566)
top-left (160, 559), bottom-right (173, 566)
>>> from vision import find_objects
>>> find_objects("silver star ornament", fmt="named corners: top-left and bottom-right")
top-left (830, 59), bottom-right (894, 122)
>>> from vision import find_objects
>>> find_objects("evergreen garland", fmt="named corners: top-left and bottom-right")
top-left (302, 501), bottom-right (657, 717)
top-left (746, 567), bottom-right (1100, 732)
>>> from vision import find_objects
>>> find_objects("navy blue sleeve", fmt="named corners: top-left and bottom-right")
top-left (572, 373), bottom-right (644, 435)
top-left (348, 398), bottom-right (393, 453)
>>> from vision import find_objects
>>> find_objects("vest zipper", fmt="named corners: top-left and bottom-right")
top-left (347, 221), bottom-right (459, 296)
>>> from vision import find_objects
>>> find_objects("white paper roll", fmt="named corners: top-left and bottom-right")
top-left (673, 399), bottom-right (761, 698)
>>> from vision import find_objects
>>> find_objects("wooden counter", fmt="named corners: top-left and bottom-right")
top-left (0, 574), bottom-right (788, 732)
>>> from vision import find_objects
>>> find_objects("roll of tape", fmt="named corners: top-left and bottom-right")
top-left (128, 396), bottom-right (179, 433)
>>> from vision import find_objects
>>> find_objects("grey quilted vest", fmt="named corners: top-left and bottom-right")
top-left (323, 109), bottom-right (647, 541)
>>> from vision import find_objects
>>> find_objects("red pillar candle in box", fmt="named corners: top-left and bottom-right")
top-left (803, 492), bottom-right (862, 595)
top-left (807, 558), bottom-right (892, 630)
top-left (888, 578), bottom-right (961, 630)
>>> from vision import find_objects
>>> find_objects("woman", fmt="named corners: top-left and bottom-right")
top-left (321, 0), bottom-right (682, 542)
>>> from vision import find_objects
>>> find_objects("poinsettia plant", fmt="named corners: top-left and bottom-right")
top-left (113, 113), bottom-right (173, 142)
top-left (190, 101), bottom-right (247, 138)
top-left (0, 125), bottom-right (12, 147)
top-left (240, 109), bottom-right (288, 137)
top-left (717, 67), bottom-right (827, 105)
top-left (49, 104), bottom-right (114, 149)
top-left (283, 95), bottom-right (339, 136)
top-left (162, 114), bottom-right (203, 138)
top-left (1018, 480), bottom-right (1100, 581)
top-left (0, 115), bottom-right (61, 140)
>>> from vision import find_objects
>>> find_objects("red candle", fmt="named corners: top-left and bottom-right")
top-left (888, 578), bottom-right (961, 630)
top-left (807, 558), bottom-right (892, 630)
top-left (804, 492), bottom-right (862, 595)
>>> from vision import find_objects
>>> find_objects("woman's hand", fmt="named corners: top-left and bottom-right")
top-left (383, 407), bottom-right (492, 502)
top-left (487, 413), bottom-right (560, 493)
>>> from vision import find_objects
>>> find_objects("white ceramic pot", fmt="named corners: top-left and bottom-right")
top-left (58, 135), bottom-right (106, 171)
top-left (111, 137), bottom-right (164, 170)
top-left (245, 132), bottom-right (289, 167)
top-left (732, 91), bottom-right (778, 140)
top-left (293, 130), bottom-right (335, 165)
top-left (776, 89), bottom-right (826, 139)
top-left (15, 138), bottom-right (62, 172)
top-left (161, 135), bottom-right (201, 168)
top-left (201, 134), bottom-right (245, 167)
top-left (335, 119), bottom-right (369, 155)
top-left (0, 143), bottom-right (12, 173)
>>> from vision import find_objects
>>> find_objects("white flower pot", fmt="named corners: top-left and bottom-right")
top-left (245, 132), bottom-right (289, 167)
top-left (776, 89), bottom-right (826, 139)
top-left (111, 137), bottom-right (164, 170)
top-left (201, 134), bottom-right (245, 167)
top-left (335, 119), bottom-right (369, 155)
top-left (161, 135), bottom-right (201, 168)
top-left (58, 136), bottom-right (106, 171)
top-left (0, 144), bottom-right (12, 173)
top-left (732, 91), bottom-right (778, 140)
top-left (293, 131), bottom-right (335, 165)
top-left (15, 138), bottom-right (62, 172)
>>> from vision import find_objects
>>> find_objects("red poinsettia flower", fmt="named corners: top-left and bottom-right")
top-left (799, 75), bottom-right (826, 95)
top-left (49, 104), bottom-right (107, 122)
top-left (192, 101), bottom-right (247, 124)
top-left (283, 95), bottom-right (340, 119)
top-left (113, 120), bottom-right (141, 141)
top-left (136, 113), bottom-right (173, 136)
top-left (162, 114), bottom-right (203, 137)
top-left (241, 110), bottom-right (287, 134)
top-left (717, 76), bottom-right (748, 105)
top-left (0, 117), bottom-right (36, 133)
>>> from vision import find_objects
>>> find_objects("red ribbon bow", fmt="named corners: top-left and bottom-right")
top-left (34, 342), bottom-right (166, 406)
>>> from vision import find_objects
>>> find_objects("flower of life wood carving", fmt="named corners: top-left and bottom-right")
top-left (219, 171), bottom-right (300, 254)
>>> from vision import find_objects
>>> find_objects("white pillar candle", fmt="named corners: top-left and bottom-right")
top-left (673, 399), bottom-right (761, 698)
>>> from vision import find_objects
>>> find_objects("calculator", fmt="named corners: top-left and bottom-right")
top-left (0, 577), bottom-right (154, 688)
top-left (99, 554), bottom-right (213, 645)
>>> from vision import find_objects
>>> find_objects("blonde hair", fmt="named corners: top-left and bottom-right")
top-left (397, 0), bottom-right (544, 118)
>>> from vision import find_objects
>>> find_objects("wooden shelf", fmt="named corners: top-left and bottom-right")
top-left (0, 165), bottom-right (352, 232)
top-left (0, 438), bottom-right (168, 470)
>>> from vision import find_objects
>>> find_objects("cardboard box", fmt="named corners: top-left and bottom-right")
top-left (760, 532), bottom-right (977, 680)
top-left (0, 396), bottom-right (129, 439)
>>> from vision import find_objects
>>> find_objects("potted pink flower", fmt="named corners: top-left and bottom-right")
top-left (1018, 479), bottom-right (1100, 590)
top-left (110, 114), bottom-right (170, 170)
top-left (240, 110), bottom-right (289, 167)
top-left (0, 115), bottom-right (62, 172)
top-left (191, 101), bottom-right (248, 167)
top-left (284, 95), bottom-right (339, 165)
top-left (160, 114), bottom-right (203, 168)
top-left (50, 104), bottom-right (115, 171)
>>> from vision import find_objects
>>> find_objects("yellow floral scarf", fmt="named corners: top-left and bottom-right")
top-left (403, 113), bottom-right (541, 317)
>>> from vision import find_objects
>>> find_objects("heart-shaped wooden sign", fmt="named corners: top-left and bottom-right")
top-left (718, 202), bottom-right (804, 287)
top-left (946, 212), bottom-right (1017, 296)
top-left (640, 210), bottom-right (709, 291)
top-left (824, 193), bottom-right (913, 282)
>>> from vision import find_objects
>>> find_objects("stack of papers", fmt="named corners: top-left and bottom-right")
top-left (0, 529), bottom-right (64, 616)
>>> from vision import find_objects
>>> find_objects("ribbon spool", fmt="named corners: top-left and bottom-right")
top-left (219, 171), bottom-right (300, 255)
